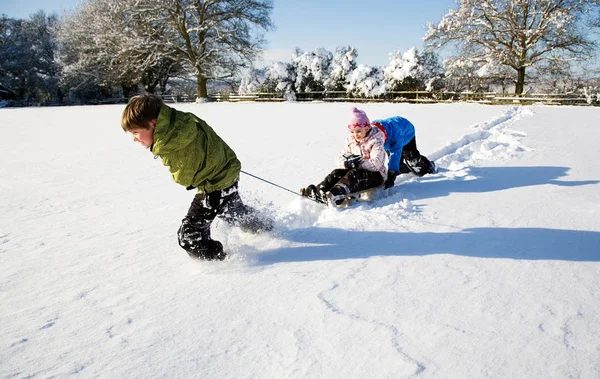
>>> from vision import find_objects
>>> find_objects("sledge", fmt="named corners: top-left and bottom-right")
top-left (299, 161), bottom-right (439, 208)
top-left (300, 185), bottom-right (387, 208)
top-left (326, 185), bottom-right (386, 208)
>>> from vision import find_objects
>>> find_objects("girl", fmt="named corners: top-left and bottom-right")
top-left (301, 107), bottom-right (387, 205)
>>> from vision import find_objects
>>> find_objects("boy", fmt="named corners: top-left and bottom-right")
top-left (301, 107), bottom-right (387, 204)
top-left (121, 94), bottom-right (272, 261)
top-left (371, 114), bottom-right (436, 188)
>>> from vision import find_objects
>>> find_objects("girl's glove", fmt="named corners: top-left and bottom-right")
top-left (343, 154), bottom-right (363, 169)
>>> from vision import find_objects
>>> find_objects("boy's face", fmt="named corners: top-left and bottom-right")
top-left (350, 127), bottom-right (370, 142)
top-left (129, 120), bottom-right (156, 149)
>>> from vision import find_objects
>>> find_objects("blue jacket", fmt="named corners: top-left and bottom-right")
top-left (372, 116), bottom-right (415, 172)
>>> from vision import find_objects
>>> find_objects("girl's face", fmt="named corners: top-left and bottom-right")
top-left (350, 127), bottom-right (370, 141)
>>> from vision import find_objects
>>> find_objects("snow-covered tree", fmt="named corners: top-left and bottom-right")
top-left (532, 59), bottom-right (594, 93)
top-left (129, 0), bottom-right (274, 100)
top-left (238, 68), bottom-right (266, 94)
top-left (56, 0), bottom-right (180, 98)
top-left (0, 12), bottom-right (60, 104)
top-left (324, 46), bottom-right (357, 91)
top-left (55, 2), bottom-right (118, 99)
top-left (238, 46), bottom-right (361, 97)
top-left (383, 48), bottom-right (420, 91)
top-left (383, 48), bottom-right (415, 91)
top-left (382, 48), bottom-right (444, 92)
top-left (347, 64), bottom-right (384, 98)
top-left (57, 0), bottom-right (273, 101)
top-left (475, 55), bottom-right (517, 93)
top-left (419, 51), bottom-right (445, 91)
top-left (291, 48), bottom-right (333, 92)
top-left (425, 0), bottom-right (600, 94)
top-left (442, 57), bottom-right (486, 92)
top-left (263, 61), bottom-right (295, 96)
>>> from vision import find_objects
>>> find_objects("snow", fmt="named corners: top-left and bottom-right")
top-left (1, 102), bottom-right (599, 378)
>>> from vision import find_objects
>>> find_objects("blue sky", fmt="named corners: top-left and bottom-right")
top-left (0, 0), bottom-right (456, 67)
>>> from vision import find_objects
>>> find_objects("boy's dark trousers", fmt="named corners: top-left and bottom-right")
top-left (319, 168), bottom-right (384, 194)
top-left (177, 182), bottom-right (270, 260)
top-left (400, 137), bottom-right (434, 176)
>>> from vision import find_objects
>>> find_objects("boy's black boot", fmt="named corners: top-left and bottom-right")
top-left (178, 217), bottom-right (226, 260)
top-left (187, 240), bottom-right (226, 261)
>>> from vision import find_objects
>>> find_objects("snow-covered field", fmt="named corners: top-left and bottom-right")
top-left (1, 102), bottom-right (599, 378)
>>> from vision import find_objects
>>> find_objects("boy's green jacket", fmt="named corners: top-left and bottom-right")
top-left (151, 105), bottom-right (241, 194)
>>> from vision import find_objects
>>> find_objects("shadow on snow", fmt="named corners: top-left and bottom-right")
top-left (256, 165), bottom-right (599, 264)
top-left (402, 166), bottom-right (599, 201)
top-left (258, 227), bottom-right (600, 264)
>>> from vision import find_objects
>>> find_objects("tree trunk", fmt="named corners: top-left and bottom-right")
top-left (122, 84), bottom-right (138, 99)
top-left (158, 75), bottom-right (170, 95)
top-left (146, 82), bottom-right (157, 94)
top-left (196, 73), bottom-right (208, 99)
top-left (515, 67), bottom-right (526, 95)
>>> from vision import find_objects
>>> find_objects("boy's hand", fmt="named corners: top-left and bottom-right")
top-left (344, 154), bottom-right (363, 169)
top-left (384, 170), bottom-right (398, 189)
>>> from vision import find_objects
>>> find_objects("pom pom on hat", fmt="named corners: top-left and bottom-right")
top-left (348, 107), bottom-right (370, 129)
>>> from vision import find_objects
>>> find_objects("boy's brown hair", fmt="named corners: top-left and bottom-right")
top-left (121, 94), bottom-right (164, 132)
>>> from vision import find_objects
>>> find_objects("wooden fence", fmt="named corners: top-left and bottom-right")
top-left (211, 91), bottom-right (599, 106)
top-left (78, 91), bottom-right (599, 106)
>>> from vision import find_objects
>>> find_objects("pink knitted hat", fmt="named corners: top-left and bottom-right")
top-left (348, 107), bottom-right (370, 129)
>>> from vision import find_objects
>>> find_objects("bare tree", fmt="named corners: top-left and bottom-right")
top-left (133, 0), bottom-right (274, 100)
top-left (425, 0), bottom-right (600, 94)
top-left (56, 0), bottom-right (182, 98)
